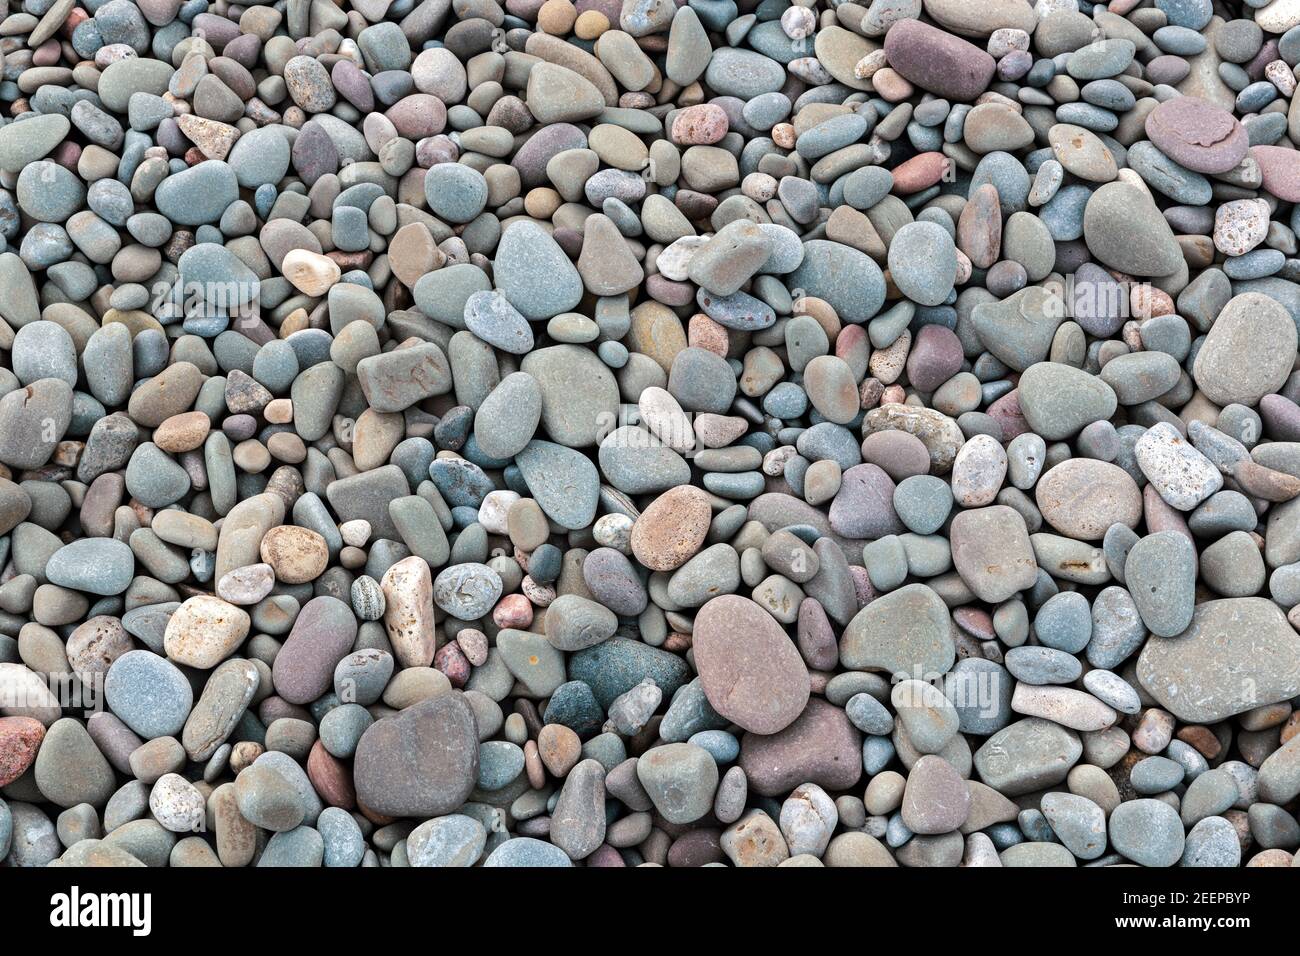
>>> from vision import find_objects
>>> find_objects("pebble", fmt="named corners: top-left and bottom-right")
top-left (1083, 182), bottom-right (1184, 277)
top-left (407, 814), bottom-right (486, 867)
top-left (693, 596), bottom-right (810, 734)
top-left (1135, 423), bottom-right (1224, 511)
top-left (353, 694), bottom-right (479, 818)
top-left (1146, 96), bottom-right (1249, 175)
top-left (1137, 598), bottom-right (1300, 723)
top-left (1193, 292), bottom-right (1297, 406)
top-left (1109, 798), bottom-right (1186, 868)
top-left (104, 650), bottom-right (193, 739)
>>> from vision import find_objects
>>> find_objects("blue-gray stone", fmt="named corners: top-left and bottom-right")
top-left (46, 538), bottom-right (135, 595)
top-left (515, 440), bottom-right (600, 530)
top-left (105, 650), bottom-right (193, 739)
top-left (154, 161), bottom-right (239, 225)
top-left (569, 638), bottom-right (692, 709)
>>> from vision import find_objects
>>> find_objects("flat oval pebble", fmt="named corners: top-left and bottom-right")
top-left (693, 596), bottom-right (810, 735)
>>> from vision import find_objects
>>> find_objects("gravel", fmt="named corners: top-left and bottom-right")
top-left (0, 0), bottom-right (1299, 874)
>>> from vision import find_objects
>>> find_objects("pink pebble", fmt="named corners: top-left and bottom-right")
top-left (52, 142), bottom-right (81, 172)
top-left (434, 641), bottom-right (471, 687)
top-left (95, 43), bottom-right (138, 68)
top-left (670, 104), bottom-right (728, 145)
top-left (32, 40), bottom-right (63, 67)
top-left (492, 593), bottom-right (533, 629)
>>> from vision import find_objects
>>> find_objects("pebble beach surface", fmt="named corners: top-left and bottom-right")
top-left (1, 0), bottom-right (1300, 870)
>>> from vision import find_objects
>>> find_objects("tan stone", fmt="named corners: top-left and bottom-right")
top-left (164, 595), bottom-right (251, 669)
top-left (259, 525), bottom-right (329, 583)
top-left (281, 248), bottom-right (340, 296)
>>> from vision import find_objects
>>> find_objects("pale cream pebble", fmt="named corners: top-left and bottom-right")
top-left (521, 575), bottom-right (556, 607)
top-left (163, 595), bottom-right (251, 669)
top-left (853, 49), bottom-right (888, 80)
top-left (655, 234), bottom-right (709, 281)
top-left (772, 123), bottom-right (796, 149)
top-left (216, 563), bottom-right (276, 605)
top-left (380, 555), bottom-right (437, 668)
top-left (780, 5), bottom-right (816, 39)
top-left (259, 524), bottom-right (328, 582)
top-left (988, 27), bottom-right (1030, 56)
top-left (95, 43), bottom-right (137, 67)
top-left (478, 489), bottom-right (521, 535)
top-left (1212, 197), bottom-right (1269, 257)
top-left (763, 445), bottom-right (799, 476)
top-left (281, 248), bottom-right (341, 296)
top-left (339, 519), bottom-right (371, 547)
top-left (787, 53), bottom-right (831, 83)
top-left (1266, 60), bottom-right (1297, 96)
top-left (638, 385), bottom-right (695, 454)
top-left (229, 741), bottom-right (263, 774)
top-left (150, 773), bottom-right (206, 833)
top-left (741, 172), bottom-right (778, 202)
top-left (264, 398), bottom-right (293, 424)
top-left (868, 328), bottom-right (910, 384)
top-left (0, 662), bottom-right (62, 725)
top-left (593, 512), bottom-right (634, 552)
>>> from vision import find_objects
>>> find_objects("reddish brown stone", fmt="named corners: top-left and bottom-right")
top-left (667, 828), bottom-right (724, 867)
top-left (307, 740), bottom-right (356, 809)
top-left (587, 844), bottom-right (628, 866)
top-left (906, 323), bottom-right (964, 393)
top-left (891, 151), bottom-right (951, 194)
top-left (739, 698), bottom-right (863, 797)
top-left (0, 716), bottom-right (45, 787)
top-left (986, 387), bottom-right (1030, 441)
top-left (434, 640), bottom-right (471, 688)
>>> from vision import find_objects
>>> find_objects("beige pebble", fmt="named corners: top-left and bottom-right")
top-left (281, 248), bottom-right (340, 296)
top-left (339, 519), bottom-right (371, 547)
top-left (381, 554), bottom-right (436, 668)
top-left (163, 595), bottom-right (251, 669)
top-left (259, 525), bottom-right (329, 583)
top-left (153, 411), bottom-right (211, 453)
top-left (264, 398), bottom-right (293, 424)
